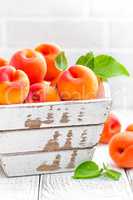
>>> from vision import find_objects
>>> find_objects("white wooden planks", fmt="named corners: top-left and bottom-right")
top-left (126, 169), bottom-right (133, 192)
top-left (0, 166), bottom-right (39, 200)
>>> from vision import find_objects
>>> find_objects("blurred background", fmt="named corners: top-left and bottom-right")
top-left (0, 0), bottom-right (133, 110)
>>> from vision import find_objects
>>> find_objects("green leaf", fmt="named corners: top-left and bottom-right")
top-left (103, 163), bottom-right (122, 181)
top-left (55, 51), bottom-right (68, 70)
top-left (76, 52), bottom-right (94, 70)
top-left (93, 55), bottom-right (129, 79)
top-left (104, 169), bottom-right (122, 181)
top-left (73, 161), bottom-right (101, 179)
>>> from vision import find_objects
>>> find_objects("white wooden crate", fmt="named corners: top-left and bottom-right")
top-left (0, 83), bottom-right (111, 177)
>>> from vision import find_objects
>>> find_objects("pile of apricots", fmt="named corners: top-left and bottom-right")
top-left (100, 113), bottom-right (133, 169)
top-left (0, 43), bottom-right (100, 105)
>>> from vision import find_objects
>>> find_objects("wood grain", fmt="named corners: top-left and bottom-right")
top-left (126, 169), bottom-right (133, 192)
top-left (0, 166), bottom-right (39, 200)
top-left (39, 145), bottom-right (133, 200)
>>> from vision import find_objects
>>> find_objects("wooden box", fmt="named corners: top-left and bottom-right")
top-left (0, 83), bottom-right (111, 177)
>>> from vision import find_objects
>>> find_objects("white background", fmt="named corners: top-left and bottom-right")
top-left (0, 0), bottom-right (133, 109)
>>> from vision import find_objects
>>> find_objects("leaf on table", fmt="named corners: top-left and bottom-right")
top-left (103, 169), bottom-right (122, 181)
top-left (73, 161), bottom-right (101, 179)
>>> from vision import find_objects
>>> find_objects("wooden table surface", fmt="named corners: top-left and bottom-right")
top-left (0, 110), bottom-right (133, 200)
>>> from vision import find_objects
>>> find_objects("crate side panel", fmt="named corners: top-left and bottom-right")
top-left (0, 125), bottom-right (102, 154)
top-left (0, 100), bottom-right (111, 131)
top-left (0, 148), bottom-right (95, 177)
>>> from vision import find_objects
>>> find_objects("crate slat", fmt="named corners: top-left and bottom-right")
top-left (0, 125), bottom-right (102, 154)
top-left (0, 148), bottom-right (95, 177)
top-left (0, 99), bottom-right (111, 131)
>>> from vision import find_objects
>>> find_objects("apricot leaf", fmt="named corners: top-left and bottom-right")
top-left (103, 163), bottom-right (122, 181)
top-left (73, 161), bottom-right (122, 181)
top-left (93, 55), bottom-right (129, 79)
top-left (73, 161), bottom-right (101, 179)
top-left (55, 51), bottom-right (68, 70)
top-left (76, 52), bottom-right (94, 70)
top-left (103, 169), bottom-right (122, 181)
top-left (76, 53), bottom-right (129, 80)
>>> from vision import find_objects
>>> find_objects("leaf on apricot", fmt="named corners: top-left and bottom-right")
top-left (76, 52), bottom-right (94, 70)
top-left (75, 53), bottom-right (129, 80)
top-left (55, 51), bottom-right (68, 71)
top-left (93, 55), bottom-right (129, 79)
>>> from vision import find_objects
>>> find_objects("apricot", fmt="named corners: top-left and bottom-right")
top-left (35, 43), bottom-right (61, 81)
top-left (126, 124), bottom-right (133, 132)
top-left (26, 81), bottom-right (60, 103)
top-left (100, 113), bottom-right (121, 144)
top-left (57, 65), bottom-right (98, 100)
top-left (9, 49), bottom-right (47, 84)
top-left (0, 66), bottom-right (29, 104)
top-left (0, 57), bottom-right (8, 67)
top-left (50, 76), bottom-right (60, 87)
top-left (109, 132), bottom-right (133, 168)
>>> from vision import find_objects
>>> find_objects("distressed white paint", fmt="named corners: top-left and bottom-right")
top-left (0, 100), bottom-right (111, 130)
top-left (0, 125), bottom-right (102, 154)
top-left (0, 148), bottom-right (95, 177)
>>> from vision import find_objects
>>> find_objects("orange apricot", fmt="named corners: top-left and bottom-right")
top-left (35, 43), bottom-right (61, 81)
top-left (26, 81), bottom-right (60, 103)
top-left (9, 49), bottom-right (47, 84)
top-left (109, 132), bottom-right (133, 168)
top-left (100, 113), bottom-right (121, 144)
top-left (126, 124), bottom-right (133, 132)
top-left (0, 66), bottom-right (29, 104)
top-left (57, 65), bottom-right (98, 100)
top-left (0, 57), bottom-right (8, 67)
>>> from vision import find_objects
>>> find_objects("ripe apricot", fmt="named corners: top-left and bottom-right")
top-left (109, 132), bottom-right (133, 168)
top-left (0, 57), bottom-right (8, 67)
top-left (9, 49), bottom-right (47, 84)
top-left (35, 43), bottom-right (61, 81)
top-left (26, 81), bottom-right (60, 103)
top-left (100, 113), bottom-right (121, 144)
top-left (50, 76), bottom-right (60, 87)
top-left (57, 65), bottom-right (98, 100)
top-left (0, 66), bottom-right (29, 104)
top-left (126, 124), bottom-right (133, 132)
